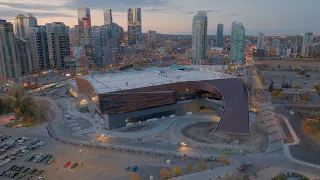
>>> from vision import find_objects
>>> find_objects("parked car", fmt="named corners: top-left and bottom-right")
top-left (224, 149), bottom-right (234, 154)
top-left (132, 166), bottom-right (138, 172)
top-left (35, 170), bottom-right (44, 175)
top-left (64, 161), bottom-right (71, 167)
top-left (29, 168), bottom-right (37, 174)
top-left (37, 176), bottom-right (44, 180)
top-left (70, 163), bottom-right (78, 169)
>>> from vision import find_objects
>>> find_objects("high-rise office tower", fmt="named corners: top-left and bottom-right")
top-left (147, 30), bottom-right (157, 49)
top-left (119, 26), bottom-right (125, 43)
top-left (293, 35), bottom-right (302, 55)
top-left (29, 26), bottom-right (50, 70)
top-left (301, 32), bottom-right (313, 58)
top-left (78, 7), bottom-right (92, 46)
top-left (272, 38), bottom-right (280, 49)
top-left (0, 20), bottom-right (20, 78)
top-left (230, 21), bottom-right (245, 64)
top-left (216, 23), bottom-right (223, 48)
top-left (127, 8), bottom-right (142, 45)
top-left (103, 9), bottom-right (113, 25)
top-left (69, 25), bottom-right (79, 47)
top-left (257, 32), bottom-right (265, 49)
top-left (91, 26), bottom-right (102, 68)
top-left (191, 11), bottom-right (208, 65)
top-left (100, 23), bottom-right (120, 67)
top-left (46, 22), bottom-right (70, 69)
top-left (108, 23), bottom-right (120, 65)
top-left (14, 14), bottom-right (37, 39)
top-left (15, 38), bottom-right (32, 75)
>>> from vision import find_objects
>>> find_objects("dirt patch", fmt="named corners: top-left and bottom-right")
top-left (181, 122), bottom-right (218, 143)
top-left (181, 118), bottom-right (269, 152)
top-left (304, 119), bottom-right (320, 139)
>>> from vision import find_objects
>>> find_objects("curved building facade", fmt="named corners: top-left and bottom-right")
top-left (73, 66), bottom-right (249, 135)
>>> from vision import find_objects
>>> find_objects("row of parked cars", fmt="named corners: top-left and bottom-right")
top-left (0, 164), bottom-right (44, 179)
top-left (0, 140), bottom-right (16, 155)
top-left (0, 136), bottom-right (30, 155)
top-left (0, 146), bottom-right (30, 166)
top-left (25, 153), bottom-right (54, 164)
top-left (26, 140), bottom-right (45, 151)
top-left (0, 135), bottom-right (10, 143)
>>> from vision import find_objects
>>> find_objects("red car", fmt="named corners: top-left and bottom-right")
top-left (64, 161), bottom-right (71, 167)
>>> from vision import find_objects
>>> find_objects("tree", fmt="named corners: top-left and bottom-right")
top-left (7, 86), bottom-right (25, 110)
top-left (198, 160), bottom-right (207, 171)
top-left (160, 168), bottom-right (172, 180)
top-left (297, 69), bottom-right (306, 75)
top-left (271, 90), bottom-right (286, 99)
top-left (17, 96), bottom-right (37, 122)
top-left (172, 166), bottom-right (182, 176)
top-left (219, 154), bottom-right (229, 162)
top-left (300, 94), bottom-right (309, 101)
top-left (186, 164), bottom-right (193, 174)
top-left (268, 82), bottom-right (274, 92)
top-left (306, 74), bottom-right (311, 79)
top-left (293, 85), bottom-right (302, 89)
top-left (131, 173), bottom-right (143, 180)
top-left (315, 83), bottom-right (320, 93)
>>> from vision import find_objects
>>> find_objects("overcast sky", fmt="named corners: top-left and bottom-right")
top-left (1, 0), bottom-right (319, 35)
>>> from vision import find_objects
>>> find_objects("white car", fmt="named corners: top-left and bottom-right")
top-left (37, 176), bottom-right (44, 180)
top-left (22, 137), bottom-right (29, 141)
top-left (3, 160), bottom-right (10, 164)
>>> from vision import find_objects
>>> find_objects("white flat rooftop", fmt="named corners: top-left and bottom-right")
top-left (79, 66), bottom-right (234, 94)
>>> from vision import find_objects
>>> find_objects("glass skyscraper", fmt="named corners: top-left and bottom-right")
top-left (216, 23), bottom-right (223, 48)
top-left (127, 8), bottom-right (142, 45)
top-left (103, 9), bottom-right (113, 25)
top-left (191, 11), bottom-right (208, 65)
top-left (78, 7), bottom-right (91, 46)
top-left (230, 21), bottom-right (245, 65)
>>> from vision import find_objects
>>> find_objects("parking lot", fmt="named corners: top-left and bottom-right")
top-left (0, 136), bottom-right (48, 180)
top-left (0, 122), bottom-right (222, 180)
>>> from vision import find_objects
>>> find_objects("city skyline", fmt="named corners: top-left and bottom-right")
top-left (0, 0), bottom-right (320, 35)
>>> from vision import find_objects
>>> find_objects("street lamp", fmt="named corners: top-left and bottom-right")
top-left (80, 150), bottom-right (83, 166)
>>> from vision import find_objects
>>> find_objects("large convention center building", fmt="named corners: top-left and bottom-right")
top-left (70, 65), bottom-right (249, 135)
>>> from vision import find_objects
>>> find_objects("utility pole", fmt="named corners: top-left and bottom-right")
top-left (80, 149), bottom-right (83, 166)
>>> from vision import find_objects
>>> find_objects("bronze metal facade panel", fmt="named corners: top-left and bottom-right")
top-left (75, 77), bottom-right (100, 111)
top-left (75, 77), bottom-right (249, 135)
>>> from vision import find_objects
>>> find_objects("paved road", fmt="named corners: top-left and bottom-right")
top-left (287, 114), bottom-right (320, 166)
top-left (274, 115), bottom-right (294, 143)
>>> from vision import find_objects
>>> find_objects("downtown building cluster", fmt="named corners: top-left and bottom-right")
top-left (191, 12), bottom-right (245, 65)
top-left (0, 7), bottom-right (144, 79)
top-left (0, 14), bottom-right (70, 79)
top-left (252, 31), bottom-right (318, 59)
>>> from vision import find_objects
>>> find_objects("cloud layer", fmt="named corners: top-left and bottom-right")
top-left (0, 0), bottom-right (319, 34)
